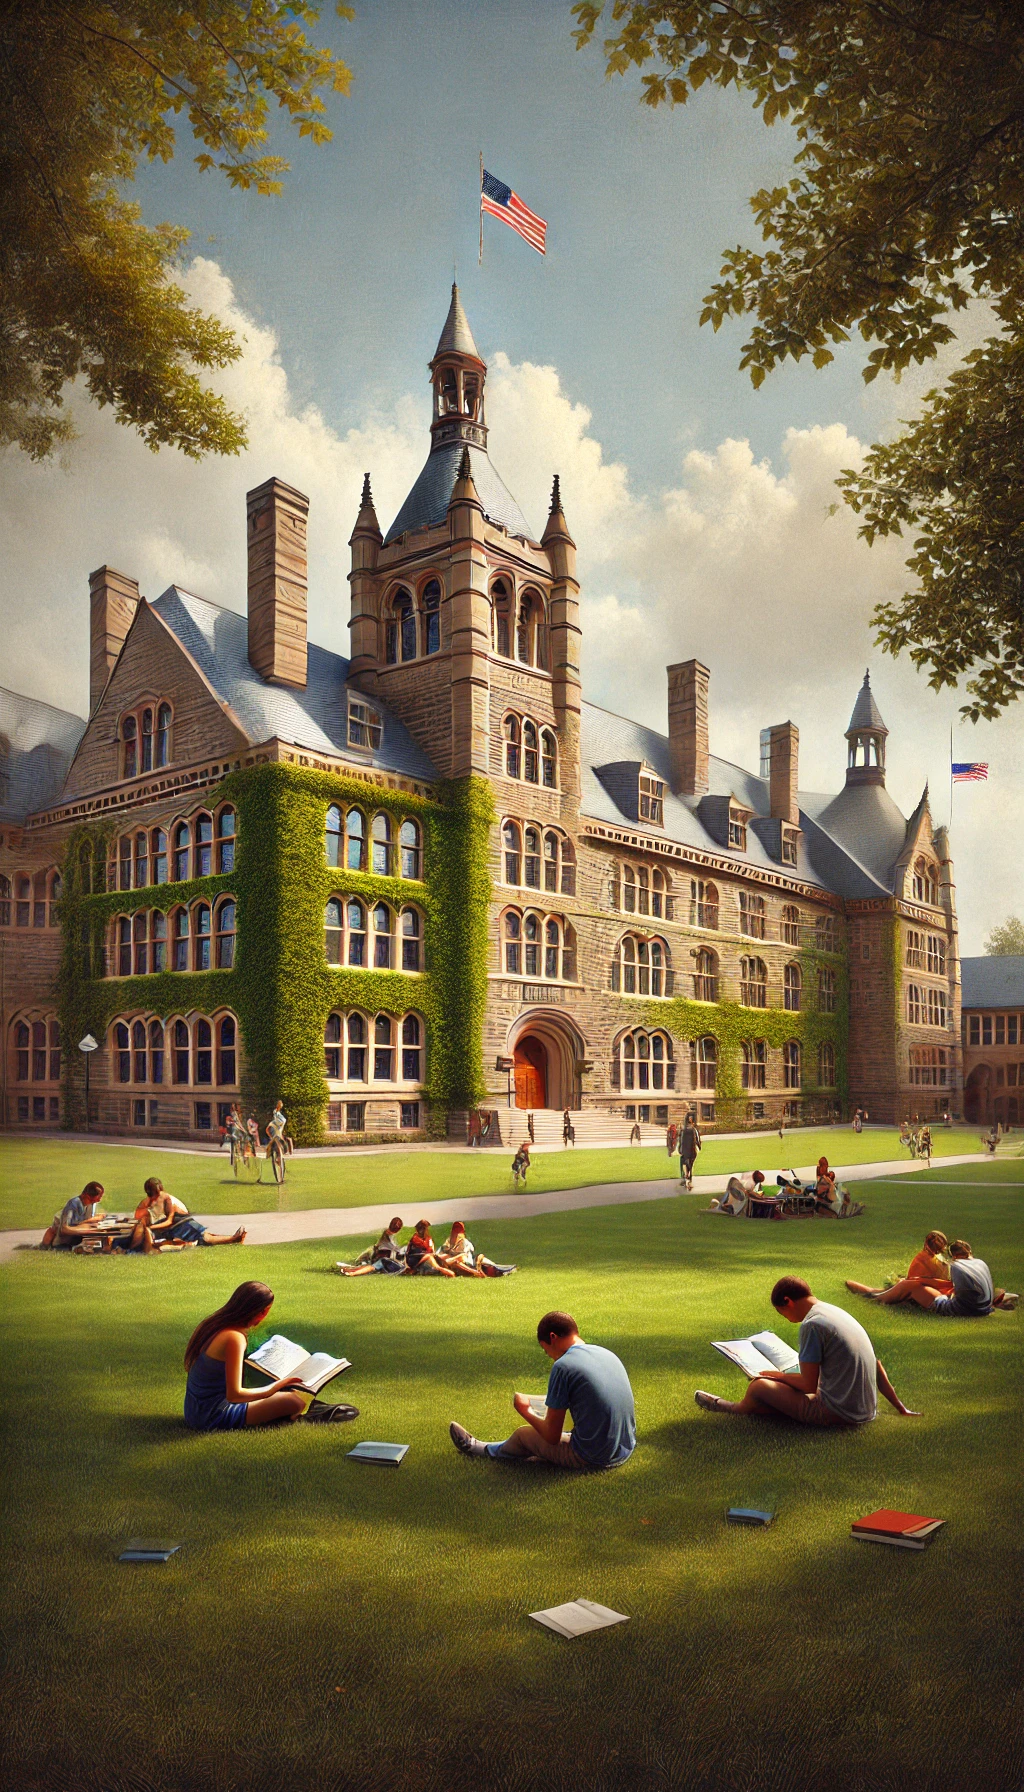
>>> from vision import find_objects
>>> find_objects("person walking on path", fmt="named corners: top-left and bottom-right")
top-left (679, 1114), bottom-right (701, 1190)
top-left (511, 1143), bottom-right (531, 1190)
top-left (666, 1122), bottom-right (678, 1159)
top-left (562, 1110), bottom-right (575, 1147)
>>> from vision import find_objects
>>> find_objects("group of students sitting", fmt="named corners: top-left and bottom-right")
top-left (846, 1229), bottom-right (1018, 1315)
top-left (41, 1179), bottom-right (246, 1253)
top-left (334, 1217), bottom-right (517, 1278)
top-left (708, 1158), bottom-right (865, 1219)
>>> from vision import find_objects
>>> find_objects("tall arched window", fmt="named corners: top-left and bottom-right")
top-left (15, 874), bottom-right (31, 925)
top-left (690, 880), bottom-right (719, 929)
top-left (694, 948), bottom-right (717, 1003)
top-left (422, 579), bottom-right (441, 655)
top-left (740, 958), bottom-right (768, 1007)
top-left (346, 808), bottom-right (365, 871)
top-left (401, 908), bottom-right (421, 971)
top-left (217, 808), bottom-right (236, 873)
top-left (638, 867), bottom-right (650, 916)
top-left (543, 831), bottom-right (576, 896)
top-left (399, 819), bottom-right (421, 879)
top-left (324, 1013), bottom-right (342, 1078)
top-left (651, 869), bottom-right (666, 919)
top-left (741, 1040), bottom-right (767, 1089)
top-left (156, 703), bottom-right (172, 767)
top-left (150, 1020), bottom-right (164, 1084)
top-left (195, 1018), bottom-right (212, 1084)
top-left (503, 910), bottom-right (521, 974)
top-left (503, 821), bottom-right (522, 885)
top-left (818, 1040), bottom-right (836, 1086)
top-left (0, 875), bottom-right (10, 926)
top-left (195, 813), bottom-right (213, 878)
top-left (504, 715), bottom-right (521, 778)
top-left (782, 905), bottom-right (800, 946)
top-left (115, 1022), bottom-right (131, 1083)
top-left (516, 595), bottom-right (533, 664)
top-left (783, 1040), bottom-right (801, 1088)
top-left (173, 907), bottom-right (189, 971)
top-left (218, 1017), bottom-right (236, 1085)
top-left (325, 898), bottom-right (343, 964)
top-left (173, 822), bottom-right (190, 882)
top-left (371, 813), bottom-right (392, 876)
top-left (173, 1019), bottom-right (190, 1083)
top-left (524, 826), bottom-right (541, 889)
top-left (690, 1035), bottom-right (717, 1089)
top-left (326, 804), bottom-right (342, 867)
top-left (523, 911), bottom-right (541, 977)
top-left (152, 829), bottom-right (168, 884)
top-left (815, 914), bottom-right (839, 952)
top-left (912, 857), bottom-right (940, 905)
top-left (618, 1029), bottom-right (674, 1092)
top-left (784, 963), bottom-right (802, 1012)
top-left (141, 708), bottom-right (154, 773)
top-left (615, 935), bottom-right (667, 996)
top-left (622, 866), bottom-right (636, 913)
top-left (373, 902), bottom-right (393, 968)
top-left (739, 891), bottom-right (766, 939)
top-left (348, 1013), bottom-right (367, 1080)
top-left (152, 912), bottom-right (166, 973)
top-left (523, 721), bottom-right (539, 783)
top-left (133, 911), bottom-right (148, 975)
top-left (135, 831), bottom-right (148, 888)
top-left (385, 589), bottom-right (417, 663)
top-left (374, 1015), bottom-right (394, 1080)
top-left (133, 1019), bottom-right (148, 1083)
top-left (122, 715), bottom-right (137, 779)
top-left (818, 966), bottom-right (837, 1013)
top-left (347, 899), bottom-right (366, 966)
top-left (402, 1014), bottom-right (423, 1081)
top-left (119, 836), bottom-right (132, 891)
top-left (541, 730), bottom-right (557, 789)
top-left (193, 903), bottom-right (211, 971)
top-left (216, 900), bottom-right (236, 968)
top-left (493, 580), bottom-right (512, 658)
top-left (115, 916), bottom-right (130, 976)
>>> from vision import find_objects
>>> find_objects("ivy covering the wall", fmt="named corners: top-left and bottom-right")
top-left (420, 777), bottom-right (495, 1123)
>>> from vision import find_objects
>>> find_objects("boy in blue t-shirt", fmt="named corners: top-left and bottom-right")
top-left (450, 1310), bottom-right (636, 1469)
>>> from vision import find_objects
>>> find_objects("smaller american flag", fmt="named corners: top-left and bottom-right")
top-left (481, 168), bottom-right (547, 255)
top-left (952, 763), bottom-right (989, 782)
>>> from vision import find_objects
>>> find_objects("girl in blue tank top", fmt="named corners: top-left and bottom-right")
top-left (183, 1281), bottom-right (309, 1431)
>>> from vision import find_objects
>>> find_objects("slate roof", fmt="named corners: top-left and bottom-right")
top-left (385, 440), bottom-right (535, 545)
top-left (846, 669), bottom-right (888, 736)
top-left (433, 284), bottom-right (481, 361)
top-left (960, 956), bottom-right (1024, 1010)
top-left (150, 588), bottom-right (438, 783)
top-left (580, 700), bottom-right (915, 898)
top-left (0, 686), bottom-right (86, 820)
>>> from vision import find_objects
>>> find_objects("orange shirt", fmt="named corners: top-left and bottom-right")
top-left (906, 1248), bottom-right (947, 1283)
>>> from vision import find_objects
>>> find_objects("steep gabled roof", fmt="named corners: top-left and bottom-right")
top-left (0, 686), bottom-right (86, 820)
top-left (433, 283), bottom-right (481, 361)
top-left (385, 440), bottom-right (534, 544)
top-left (846, 669), bottom-right (888, 737)
top-left (960, 955), bottom-right (1024, 1009)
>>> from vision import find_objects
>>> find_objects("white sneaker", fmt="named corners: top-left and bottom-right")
top-left (449, 1422), bottom-right (487, 1457)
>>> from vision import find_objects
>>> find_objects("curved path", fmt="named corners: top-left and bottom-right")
top-left (0, 1153), bottom-right (993, 1261)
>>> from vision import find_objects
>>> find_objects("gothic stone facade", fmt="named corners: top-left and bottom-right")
top-left (0, 288), bottom-right (962, 1139)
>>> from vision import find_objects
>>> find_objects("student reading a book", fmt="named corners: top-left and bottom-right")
top-left (183, 1281), bottom-right (327, 1429)
top-left (436, 1222), bottom-right (517, 1278)
top-left (709, 1172), bottom-right (766, 1215)
top-left (847, 1231), bottom-right (954, 1303)
top-left (449, 1309), bottom-right (636, 1469)
top-left (336, 1218), bottom-right (407, 1276)
top-left (694, 1277), bottom-right (920, 1425)
top-left (138, 1178), bottom-right (246, 1247)
top-left (42, 1181), bottom-right (107, 1249)
top-left (403, 1220), bottom-right (455, 1277)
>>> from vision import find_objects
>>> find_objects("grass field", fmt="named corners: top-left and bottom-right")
top-left (1, 1161), bottom-right (1021, 1792)
top-left (0, 1125), bottom-right (985, 1230)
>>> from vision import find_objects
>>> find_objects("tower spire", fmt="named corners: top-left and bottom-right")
top-left (845, 668), bottom-right (888, 787)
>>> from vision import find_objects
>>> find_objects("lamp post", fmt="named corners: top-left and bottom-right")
top-left (78, 1034), bottom-right (98, 1134)
top-left (495, 1056), bottom-right (515, 1109)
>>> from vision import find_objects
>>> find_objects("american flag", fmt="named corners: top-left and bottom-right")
top-left (952, 763), bottom-right (989, 782)
top-left (481, 169), bottom-right (547, 255)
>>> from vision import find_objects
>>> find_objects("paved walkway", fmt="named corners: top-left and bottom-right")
top-left (0, 1153), bottom-right (994, 1261)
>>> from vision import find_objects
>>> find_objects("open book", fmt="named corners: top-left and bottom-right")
top-left (712, 1331), bottom-right (800, 1379)
top-left (530, 1600), bottom-right (629, 1639)
top-left (247, 1334), bottom-right (351, 1394)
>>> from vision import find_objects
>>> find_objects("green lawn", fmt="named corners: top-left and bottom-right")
top-left (0, 1124), bottom-right (985, 1230)
top-left (1, 1165), bottom-right (1021, 1792)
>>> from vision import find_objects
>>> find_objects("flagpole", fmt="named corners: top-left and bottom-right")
top-left (479, 152), bottom-right (483, 265)
top-left (949, 725), bottom-right (954, 834)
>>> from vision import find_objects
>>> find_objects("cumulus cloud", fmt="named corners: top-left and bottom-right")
top-left (0, 260), bottom-right (1017, 950)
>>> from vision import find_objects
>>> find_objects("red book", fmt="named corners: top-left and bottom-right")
top-left (852, 1509), bottom-right (941, 1536)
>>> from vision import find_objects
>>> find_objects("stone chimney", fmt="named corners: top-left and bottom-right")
top-left (246, 477), bottom-right (309, 688)
top-left (768, 721), bottom-right (799, 824)
top-left (89, 566), bottom-right (141, 713)
top-left (667, 660), bottom-right (709, 796)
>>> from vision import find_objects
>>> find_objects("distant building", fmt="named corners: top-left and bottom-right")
top-left (960, 956), bottom-right (1024, 1127)
top-left (0, 287), bottom-right (961, 1139)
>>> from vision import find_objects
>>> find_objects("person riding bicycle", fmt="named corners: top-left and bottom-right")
top-left (266, 1102), bottom-right (288, 1182)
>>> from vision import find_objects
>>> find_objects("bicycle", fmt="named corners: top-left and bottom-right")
top-left (268, 1134), bottom-right (286, 1186)
top-left (230, 1130), bottom-right (261, 1183)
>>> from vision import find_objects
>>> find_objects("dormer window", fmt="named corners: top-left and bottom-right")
top-left (781, 828), bottom-right (798, 866)
top-left (348, 698), bottom-right (383, 751)
top-left (639, 772), bottom-right (664, 826)
top-left (728, 812), bottom-right (745, 848)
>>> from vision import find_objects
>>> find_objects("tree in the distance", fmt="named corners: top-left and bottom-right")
top-left (0, 2), bottom-right (352, 461)
top-left (985, 917), bottom-right (1024, 957)
top-left (574, 2), bottom-right (1024, 719)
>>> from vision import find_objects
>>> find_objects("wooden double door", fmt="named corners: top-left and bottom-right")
top-left (514, 1036), bottom-right (547, 1109)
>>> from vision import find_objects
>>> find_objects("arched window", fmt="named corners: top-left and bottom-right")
top-left (619, 935), bottom-right (636, 992)
top-left (562, 921), bottom-right (578, 984)
top-left (615, 935), bottom-right (667, 997)
top-left (150, 1020), bottom-right (164, 1084)
top-left (152, 829), bottom-right (168, 884)
top-left (135, 831), bottom-right (148, 888)
top-left (133, 1019), bottom-right (148, 1083)
top-left (374, 1014), bottom-right (394, 1080)
top-left (373, 902), bottom-right (393, 968)
top-left (541, 730), bottom-right (557, 789)
top-left (195, 813), bottom-right (213, 878)
top-left (912, 857), bottom-right (940, 905)
top-left (503, 821), bottom-right (522, 885)
top-left (422, 579), bottom-right (441, 655)
top-left (195, 1018), bottom-right (212, 1084)
top-left (741, 1040), bottom-right (767, 1090)
top-left (623, 865), bottom-right (636, 913)
top-left (400, 819), bottom-right (421, 879)
top-left (694, 948), bottom-right (717, 1003)
top-left (516, 595), bottom-right (533, 665)
top-left (618, 1029), bottom-right (674, 1092)
top-left (156, 703), bottom-right (172, 767)
top-left (324, 1013), bottom-right (342, 1078)
top-left (503, 910), bottom-right (521, 975)
top-left (817, 1040), bottom-right (836, 1087)
top-left (690, 879), bottom-right (719, 929)
top-left (15, 874), bottom-right (30, 925)
top-left (818, 966), bottom-right (836, 1013)
top-left (141, 708), bottom-right (154, 773)
top-left (927, 934), bottom-right (946, 974)
top-left (401, 907), bottom-right (421, 971)
top-left (386, 589), bottom-right (417, 664)
top-left (740, 957), bottom-right (768, 1008)
top-left (638, 867), bottom-right (650, 916)
top-left (739, 891), bottom-right (766, 939)
top-left (133, 910), bottom-right (148, 975)
top-left (193, 903), bottom-right (211, 971)
top-left (347, 899), bottom-right (366, 966)
top-left (782, 905), bottom-right (800, 946)
top-left (504, 715), bottom-right (521, 779)
top-left (783, 1040), bottom-right (801, 1088)
top-left (115, 1022), bottom-right (131, 1083)
top-left (116, 916), bottom-right (131, 976)
top-left (784, 963), bottom-right (801, 1012)
top-left (216, 899), bottom-right (236, 968)
top-left (815, 914), bottom-right (839, 952)
top-left (326, 804), bottom-right (342, 867)
top-left (652, 869), bottom-right (666, 919)
top-left (173, 907), bottom-right (189, 971)
top-left (119, 836), bottom-right (132, 891)
top-left (524, 826), bottom-right (541, 889)
top-left (690, 1035), bottom-right (717, 1090)
top-left (493, 580), bottom-right (512, 658)
top-left (173, 822), bottom-right (190, 882)
top-left (371, 813), bottom-right (392, 876)
top-left (348, 1012), bottom-right (367, 1080)
top-left (173, 1018), bottom-right (190, 1083)
top-left (524, 911), bottom-right (540, 977)
top-left (523, 721), bottom-right (539, 783)
top-left (151, 911), bottom-right (166, 973)
top-left (218, 1016), bottom-right (236, 1086)
top-left (217, 808), bottom-right (235, 873)
top-left (325, 898), bottom-right (343, 964)
top-left (346, 808), bottom-right (365, 871)
top-left (0, 874), bottom-right (10, 926)
top-left (122, 715), bottom-right (137, 779)
top-left (402, 1014), bottom-right (423, 1081)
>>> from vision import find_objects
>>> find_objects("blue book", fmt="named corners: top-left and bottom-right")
top-left (347, 1441), bottom-right (409, 1466)
top-left (726, 1508), bottom-right (775, 1527)
top-left (119, 1541), bottom-right (181, 1562)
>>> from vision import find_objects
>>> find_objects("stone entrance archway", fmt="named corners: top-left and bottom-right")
top-left (964, 1064), bottom-right (991, 1126)
top-left (507, 1010), bottom-right (587, 1111)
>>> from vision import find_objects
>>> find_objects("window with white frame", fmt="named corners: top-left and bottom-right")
top-left (927, 987), bottom-right (947, 1028)
top-left (740, 956), bottom-right (768, 1008)
top-left (817, 1040), bottom-right (836, 1086)
top-left (909, 1045), bottom-right (948, 1086)
top-left (639, 770), bottom-right (664, 825)
top-left (782, 904), bottom-right (800, 945)
top-left (617, 1029), bottom-right (675, 1091)
top-left (741, 1039), bottom-right (767, 1090)
top-left (784, 962), bottom-right (801, 1011)
top-left (348, 697), bottom-right (383, 749)
top-left (906, 983), bottom-right (924, 1025)
top-left (818, 965), bottom-right (837, 1013)
top-left (120, 702), bottom-right (173, 779)
top-left (815, 914), bottom-right (839, 952)
top-left (927, 934), bottom-right (947, 974)
top-left (613, 934), bottom-right (669, 997)
top-left (906, 928), bottom-right (926, 968)
top-left (115, 1013), bottom-right (237, 1087)
top-left (689, 1035), bottom-right (717, 1089)
top-left (502, 909), bottom-right (576, 981)
top-left (783, 1040), bottom-right (801, 1088)
top-left (739, 891), bottom-right (766, 939)
top-left (690, 879), bottom-right (719, 929)
top-left (693, 948), bottom-right (717, 1003)
top-left (324, 1010), bottom-right (426, 1084)
top-left (912, 857), bottom-right (940, 905)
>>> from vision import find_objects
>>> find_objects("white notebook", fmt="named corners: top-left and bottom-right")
top-left (530, 1600), bottom-right (629, 1639)
top-left (711, 1331), bottom-right (800, 1379)
top-left (247, 1334), bottom-right (351, 1394)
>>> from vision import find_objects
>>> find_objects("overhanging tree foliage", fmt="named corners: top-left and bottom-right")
top-left (573, 1), bottom-right (1024, 719)
top-left (0, 2), bottom-right (351, 460)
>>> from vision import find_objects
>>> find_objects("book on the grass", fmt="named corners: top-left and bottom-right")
top-left (246, 1334), bottom-right (351, 1394)
top-left (119, 1541), bottom-right (180, 1563)
top-left (346, 1441), bottom-right (409, 1466)
top-left (530, 1600), bottom-right (629, 1639)
top-left (851, 1509), bottom-right (944, 1549)
top-left (726, 1507), bottom-right (775, 1527)
top-left (711, 1331), bottom-right (800, 1379)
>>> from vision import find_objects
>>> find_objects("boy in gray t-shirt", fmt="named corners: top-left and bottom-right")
top-left (895, 1240), bottom-right (1016, 1315)
top-left (694, 1277), bottom-right (921, 1425)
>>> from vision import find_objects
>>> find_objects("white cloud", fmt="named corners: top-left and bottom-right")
top-left (0, 260), bottom-right (1018, 952)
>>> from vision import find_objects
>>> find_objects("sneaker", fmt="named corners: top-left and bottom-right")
top-left (996, 1292), bottom-right (1019, 1310)
top-left (301, 1401), bottom-right (360, 1423)
top-left (694, 1389), bottom-right (730, 1414)
top-left (449, 1421), bottom-right (487, 1458)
